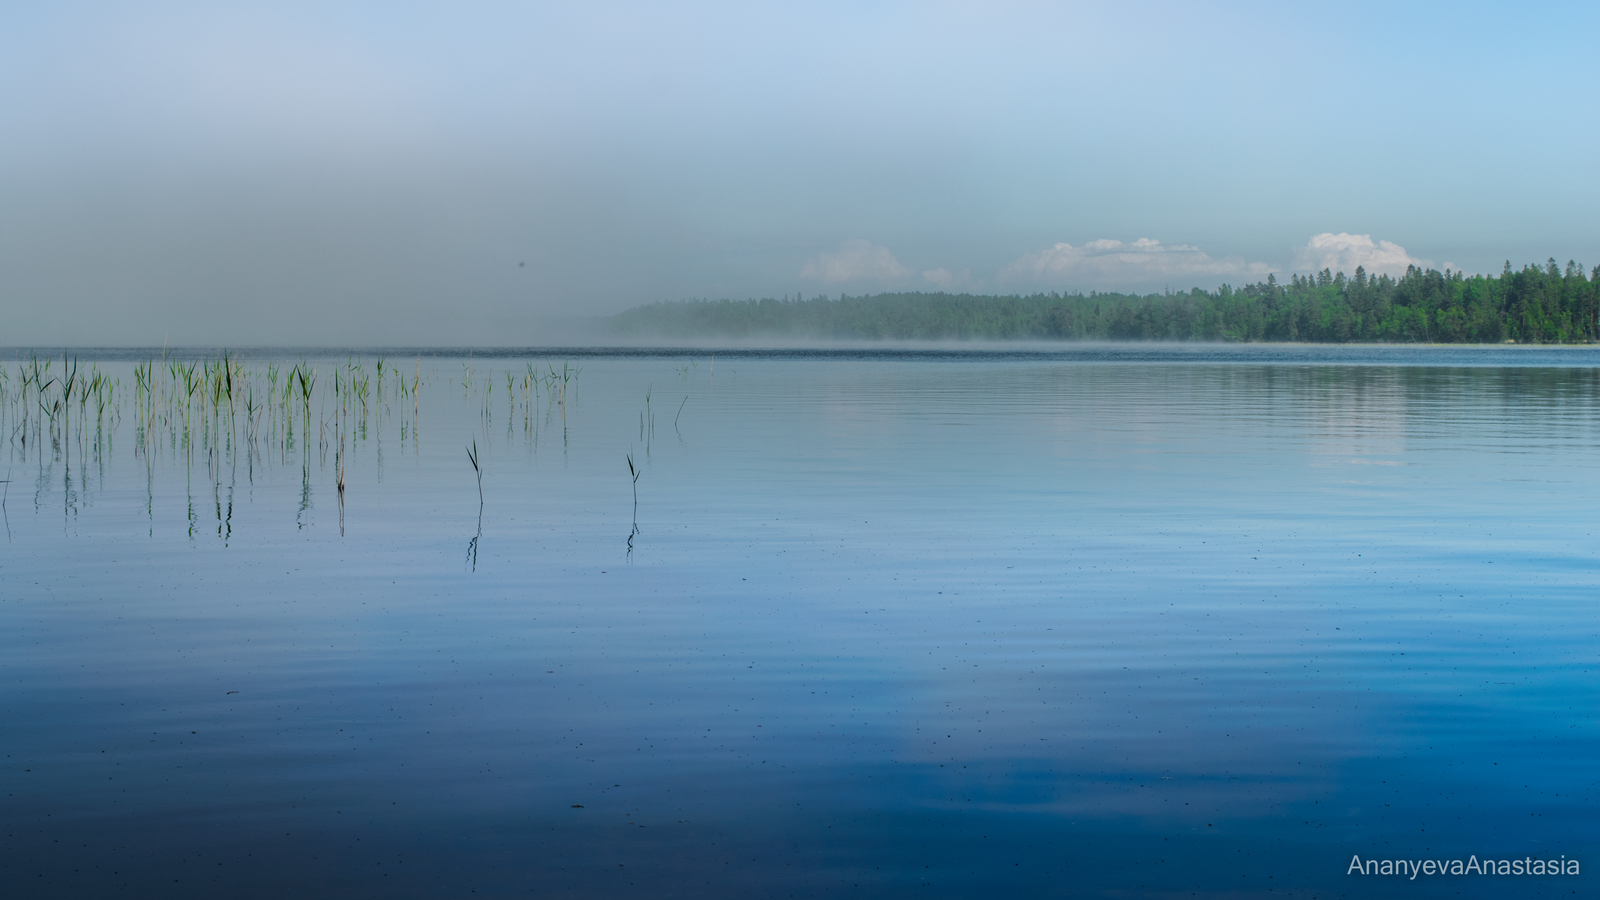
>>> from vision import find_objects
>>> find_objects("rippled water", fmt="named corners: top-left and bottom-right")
top-left (3, 346), bottom-right (1596, 898)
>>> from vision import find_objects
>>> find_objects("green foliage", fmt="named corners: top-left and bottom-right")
top-left (610, 261), bottom-right (1600, 343)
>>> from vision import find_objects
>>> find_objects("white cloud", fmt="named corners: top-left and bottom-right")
top-left (999, 237), bottom-right (1274, 290)
top-left (802, 234), bottom-right (1454, 297)
top-left (1293, 233), bottom-right (1430, 278)
top-left (801, 239), bottom-right (910, 284)
top-left (921, 267), bottom-right (975, 291)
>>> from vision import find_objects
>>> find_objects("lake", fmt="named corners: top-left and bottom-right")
top-left (2, 345), bottom-right (1595, 898)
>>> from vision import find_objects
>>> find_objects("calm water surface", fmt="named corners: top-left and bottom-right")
top-left (2, 346), bottom-right (1596, 898)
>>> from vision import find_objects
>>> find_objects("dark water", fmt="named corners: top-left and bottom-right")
top-left (2, 346), bottom-right (1596, 898)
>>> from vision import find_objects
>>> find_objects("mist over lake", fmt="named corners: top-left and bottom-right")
top-left (2, 345), bottom-right (1594, 898)
top-left (8, 0), bottom-right (1600, 893)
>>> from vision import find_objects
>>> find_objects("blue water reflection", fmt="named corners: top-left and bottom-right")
top-left (2, 347), bottom-right (1595, 897)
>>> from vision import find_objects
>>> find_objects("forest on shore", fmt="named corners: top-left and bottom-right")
top-left (609, 260), bottom-right (1600, 343)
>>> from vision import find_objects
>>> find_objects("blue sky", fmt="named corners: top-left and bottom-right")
top-left (3, 1), bottom-right (1597, 343)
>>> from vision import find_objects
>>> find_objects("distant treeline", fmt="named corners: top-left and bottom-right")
top-left (610, 260), bottom-right (1600, 343)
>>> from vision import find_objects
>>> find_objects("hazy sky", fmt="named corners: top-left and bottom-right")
top-left (3, 1), bottom-right (1597, 345)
